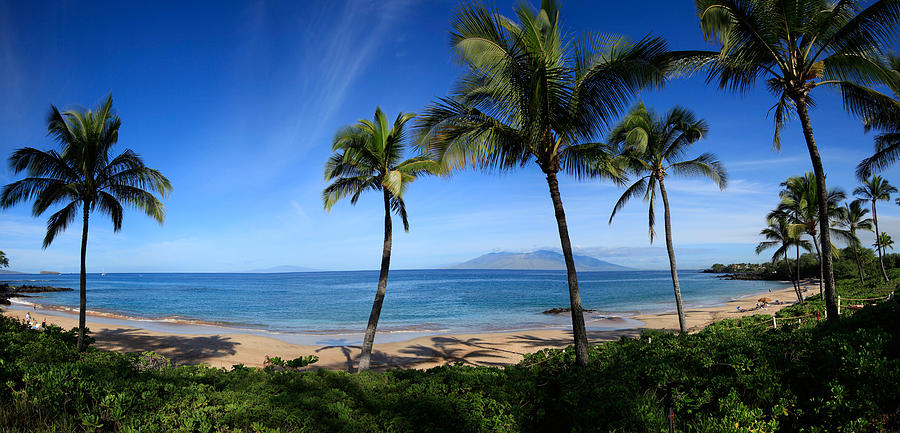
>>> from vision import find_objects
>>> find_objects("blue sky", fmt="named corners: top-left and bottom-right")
top-left (1, 0), bottom-right (899, 273)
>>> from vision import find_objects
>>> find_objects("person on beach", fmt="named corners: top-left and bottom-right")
top-left (25, 312), bottom-right (31, 323)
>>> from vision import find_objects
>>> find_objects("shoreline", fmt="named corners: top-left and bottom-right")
top-left (1, 282), bottom-right (807, 370)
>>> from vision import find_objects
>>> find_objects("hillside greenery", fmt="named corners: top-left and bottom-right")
top-left (707, 248), bottom-right (900, 281)
top-left (2, 271), bottom-right (899, 432)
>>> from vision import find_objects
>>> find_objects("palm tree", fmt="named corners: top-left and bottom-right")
top-left (607, 103), bottom-right (726, 333)
top-left (876, 232), bottom-right (894, 252)
top-left (415, 0), bottom-right (671, 366)
top-left (854, 176), bottom-right (896, 281)
top-left (0, 251), bottom-right (7, 268)
top-left (773, 173), bottom-right (845, 298)
top-left (856, 54), bottom-right (900, 178)
top-left (689, 0), bottom-right (900, 319)
top-left (833, 200), bottom-right (874, 285)
top-left (756, 217), bottom-right (810, 303)
top-left (0, 95), bottom-right (172, 350)
top-left (323, 107), bottom-right (440, 372)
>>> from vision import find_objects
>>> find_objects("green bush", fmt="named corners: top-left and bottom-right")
top-left (1, 275), bottom-right (899, 432)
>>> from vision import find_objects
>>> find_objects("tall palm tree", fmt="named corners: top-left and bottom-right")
top-left (756, 217), bottom-right (810, 303)
top-left (415, 0), bottom-right (671, 366)
top-left (0, 251), bottom-right (7, 268)
top-left (689, 0), bottom-right (900, 320)
top-left (854, 175), bottom-right (896, 281)
top-left (833, 200), bottom-right (874, 285)
top-left (323, 108), bottom-right (440, 372)
top-left (0, 95), bottom-right (172, 350)
top-left (773, 173), bottom-right (845, 298)
top-left (607, 103), bottom-right (726, 333)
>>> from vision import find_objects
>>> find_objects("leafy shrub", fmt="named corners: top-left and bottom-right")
top-left (1, 276), bottom-right (899, 431)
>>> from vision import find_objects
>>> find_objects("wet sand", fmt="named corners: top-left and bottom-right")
top-left (1, 282), bottom-right (809, 371)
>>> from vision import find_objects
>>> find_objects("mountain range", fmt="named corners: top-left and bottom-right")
top-left (446, 250), bottom-right (631, 271)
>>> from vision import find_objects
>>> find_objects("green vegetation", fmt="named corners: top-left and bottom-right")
top-left (856, 53), bottom-right (900, 179)
top-left (0, 251), bottom-right (7, 268)
top-left (834, 200), bottom-right (874, 285)
top-left (608, 103), bottom-right (727, 333)
top-left (2, 272), bottom-right (899, 432)
top-left (0, 95), bottom-right (171, 351)
top-left (756, 216), bottom-right (811, 302)
top-left (854, 176), bottom-right (897, 281)
top-left (415, 0), bottom-right (671, 367)
top-left (322, 108), bottom-right (441, 372)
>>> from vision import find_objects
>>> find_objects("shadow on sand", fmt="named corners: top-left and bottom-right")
top-left (313, 329), bottom-right (640, 372)
top-left (92, 328), bottom-right (238, 365)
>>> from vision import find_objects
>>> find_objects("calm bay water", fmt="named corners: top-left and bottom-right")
top-left (3, 270), bottom-right (782, 337)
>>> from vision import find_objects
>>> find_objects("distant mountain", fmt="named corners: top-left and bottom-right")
top-left (246, 265), bottom-right (317, 273)
top-left (0, 270), bottom-right (26, 275)
top-left (447, 250), bottom-right (631, 271)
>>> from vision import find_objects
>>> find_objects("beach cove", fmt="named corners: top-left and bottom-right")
top-left (1, 277), bottom-right (806, 370)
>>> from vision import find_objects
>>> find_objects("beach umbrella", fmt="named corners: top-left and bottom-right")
top-left (758, 297), bottom-right (773, 303)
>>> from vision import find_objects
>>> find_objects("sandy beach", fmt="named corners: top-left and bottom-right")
top-left (1, 282), bottom-right (811, 371)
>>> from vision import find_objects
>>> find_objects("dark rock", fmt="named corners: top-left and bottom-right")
top-left (542, 307), bottom-right (598, 314)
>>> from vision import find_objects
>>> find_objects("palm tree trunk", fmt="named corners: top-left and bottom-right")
top-left (77, 204), bottom-right (89, 351)
top-left (545, 171), bottom-right (589, 367)
top-left (783, 242), bottom-right (801, 303)
top-left (357, 189), bottom-right (393, 372)
top-left (795, 244), bottom-right (804, 303)
top-left (795, 97), bottom-right (838, 319)
top-left (853, 244), bottom-right (866, 285)
top-left (873, 203), bottom-right (889, 282)
top-left (657, 177), bottom-right (686, 334)
top-left (812, 233), bottom-right (823, 298)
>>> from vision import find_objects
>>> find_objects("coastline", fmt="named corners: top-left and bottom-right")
top-left (0, 281), bottom-right (809, 370)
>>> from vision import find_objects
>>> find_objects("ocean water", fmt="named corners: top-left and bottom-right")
top-left (3, 270), bottom-right (782, 340)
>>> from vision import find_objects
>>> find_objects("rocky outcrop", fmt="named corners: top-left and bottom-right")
top-left (0, 283), bottom-right (72, 306)
top-left (542, 307), bottom-right (598, 314)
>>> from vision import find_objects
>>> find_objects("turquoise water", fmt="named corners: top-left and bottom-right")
top-left (3, 270), bottom-right (782, 338)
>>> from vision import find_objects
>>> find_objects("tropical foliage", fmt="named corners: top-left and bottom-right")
top-left (756, 217), bottom-right (810, 302)
top-left (854, 175), bottom-right (897, 281)
top-left (0, 251), bottom-right (7, 268)
top-left (769, 173), bottom-right (845, 298)
top-left (2, 273), bottom-right (899, 432)
top-left (416, 0), bottom-right (672, 366)
top-left (833, 200), bottom-right (874, 285)
top-left (687, 0), bottom-right (900, 319)
top-left (608, 103), bottom-right (727, 332)
top-left (856, 54), bottom-right (900, 178)
top-left (323, 107), bottom-right (440, 372)
top-left (0, 95), bottom-right (171, 350)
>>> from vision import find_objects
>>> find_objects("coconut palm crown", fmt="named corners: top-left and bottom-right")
top-left (854, 175), bottom-right (897, 281)
top-left (0, 95), bottom-right (172, 350)
top-left (687, 0), bottom-right (900, 319)
top-left (323, 107), bottom-right (440, 372)
top-left (415, 0), bottom-right (673, 367)
top-left (771, 173), bottom-right (845, 298)
top-left (833, 199), bottom-right (874, 285)
top-left (855, 53), bottom-right (900, 179)
top-left (607, 103), bottom-right (727, 333)
top-left (756, 216), bottom-right (811, 302)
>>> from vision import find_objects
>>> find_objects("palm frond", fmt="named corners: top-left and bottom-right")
top-left (609, 176), bottom-right (649, 224)
top-left (668, 153), bottom-right (728, 189)
top-left (42, 201), bottom-right (79, 249)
